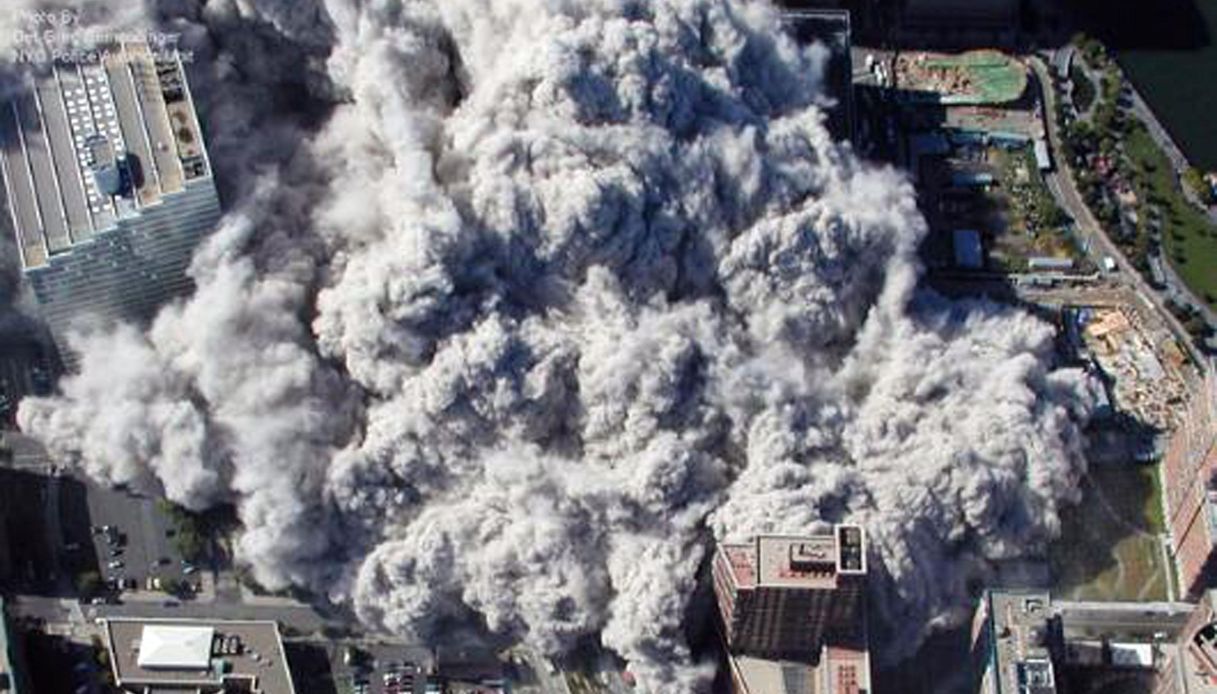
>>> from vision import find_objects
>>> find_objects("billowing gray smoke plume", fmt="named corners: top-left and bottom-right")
top-left (12, 0), bottom-right (1097, 689)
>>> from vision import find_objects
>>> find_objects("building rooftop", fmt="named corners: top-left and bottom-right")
top-left (137, 624), bottom-right (214, 670)
top-left (103, 618), bottom-right (295, 694)
top-left (985, 590), bottom-right (1057, 694)
top-left (952, 228), bottom-right (983, 269)
top-left (1170, 591), bottom-right (1217, 693)
top-left (719, 526), bottom-right (866, 591)
top-left (980, 590), bottom-right (1215, 694)
top-left (0, 40), bottom-right (211, 271)
top-left (728, 644), bottom-right (871, 694)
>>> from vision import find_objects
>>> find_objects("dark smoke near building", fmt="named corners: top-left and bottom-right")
top-left (8, 1), bottom-right (1096, 690)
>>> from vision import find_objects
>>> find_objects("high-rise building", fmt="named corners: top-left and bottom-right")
top-left (0, 597), bottom-right (30, 694)
top-left (780, 8), bottom-right (855, 141)
top-left (0, 41), bottom-right (221, 364)
top-left (970, 590), bottom-right (1059, 694)
top-left (712, 526), bottom-right (871, 693)
top-left (1164, 371), bottom-right (1217, 598)
top-left (970, 588), bottom-right (1217, 694)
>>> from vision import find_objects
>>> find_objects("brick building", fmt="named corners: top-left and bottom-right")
top-left (1165, 372), bottom-right (1217, 598)
top-left (712, 526), bottom-right (871, 693)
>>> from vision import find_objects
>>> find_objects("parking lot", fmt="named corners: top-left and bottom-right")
top-left (325, 641), bottom-right (436, 694)
top-left (80, 481), bottom-right (191, 598)
top-left (2, 431), bottom-right (196, 602)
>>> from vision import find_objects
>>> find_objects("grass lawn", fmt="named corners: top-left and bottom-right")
top-left (1125, 125), bottom-right (1217, 310)
top-left (1049, 463), bottom-right (1170, 601)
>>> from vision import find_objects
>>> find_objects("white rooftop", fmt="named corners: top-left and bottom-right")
top-left (136, 624), bottom-right (214, 670)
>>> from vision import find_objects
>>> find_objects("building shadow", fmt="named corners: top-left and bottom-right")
top-left (0, 469), bottom-right (93, 597)
top-left (284, 641), bottom-right (340, 694)
top-left (19, 627), bottom-right (103, 694)
top-left (873, 625), bottom-right (973, 694)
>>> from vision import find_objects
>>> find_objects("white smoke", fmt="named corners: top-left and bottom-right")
top-left (12, 0), bottom-right (1098, 690)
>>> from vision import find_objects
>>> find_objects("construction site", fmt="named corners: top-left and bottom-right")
top-left (894, 50), bottom-right (1028, 105)
top-left (1047, 297), bottom-right (1199, 606)
top-left (1071, 304), bottom-right (1195, 433)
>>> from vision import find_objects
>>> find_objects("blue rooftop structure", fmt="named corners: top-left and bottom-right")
top-left (953, 229), bottom-right (983, 269)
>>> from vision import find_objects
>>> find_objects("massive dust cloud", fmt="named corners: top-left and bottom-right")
top-left (9, 0), bottom-right (1097, 689)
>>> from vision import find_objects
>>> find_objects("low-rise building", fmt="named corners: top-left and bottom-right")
top-left (100, 618), bottom-right (296, 694)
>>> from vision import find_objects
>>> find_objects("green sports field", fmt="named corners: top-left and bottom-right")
top-left (1049, 463), bottom-right (1171, 602)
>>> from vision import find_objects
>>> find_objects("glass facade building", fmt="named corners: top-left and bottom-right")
top-left (0, 41), bottom-right (220, 364)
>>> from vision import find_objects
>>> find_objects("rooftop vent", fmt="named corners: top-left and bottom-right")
top-left (789, 540), bottom-right (835, 571)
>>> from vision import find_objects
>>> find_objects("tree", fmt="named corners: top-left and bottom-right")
top-left (1184, 314), bottom-right (1212, 339)
top-left (171, 526), bottom-right (206, 563)
top-left (160, 577), bottom-right (192, 597)
top-left (76, 571), bottom-right (103, 597)
top-left (1184, 167), bottom-right (1216, 204)
top-left (157, 499), bottom-right (222, 563)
